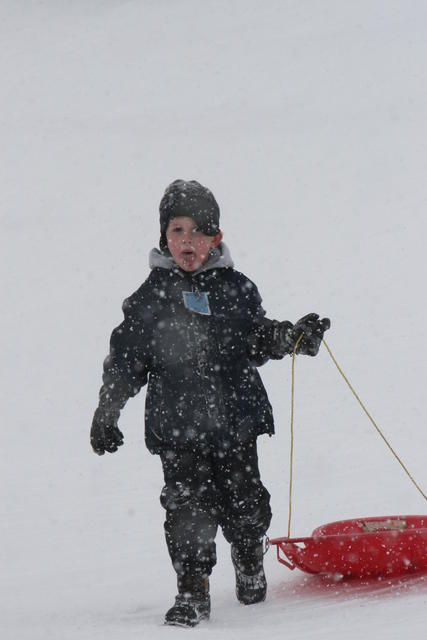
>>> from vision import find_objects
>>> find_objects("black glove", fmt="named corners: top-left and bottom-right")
top-left (277, 313), bottom-right (330, 357)
top-left (90, 406), bottom-right (124, 455)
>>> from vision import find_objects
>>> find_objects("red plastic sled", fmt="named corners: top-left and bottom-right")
top-left (269, 515), bottom-right (427, 578)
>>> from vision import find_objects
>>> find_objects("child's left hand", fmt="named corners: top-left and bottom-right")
top-left (285, 313), bottom-right (330, 356)
top-left (275, 313), bottom-right (330, 357)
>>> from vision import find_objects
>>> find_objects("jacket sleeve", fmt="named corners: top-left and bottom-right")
top-left (97, 296), bottom-right (150, 412)
top-left (244, 280), bottom-right (292, 366)
top-left (247, 317), bottom-right (294, 366)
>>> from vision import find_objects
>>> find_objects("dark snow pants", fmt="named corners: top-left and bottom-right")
top-left (159, 440), bottom-right (272, 578)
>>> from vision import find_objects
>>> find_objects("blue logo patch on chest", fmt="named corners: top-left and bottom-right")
top-left (182, 291), bottom-right (212, 315)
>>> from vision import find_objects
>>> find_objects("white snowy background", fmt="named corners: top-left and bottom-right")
top-left (2, 1), bottom-right (427, 638)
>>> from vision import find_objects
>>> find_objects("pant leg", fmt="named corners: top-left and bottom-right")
top-left (159, 448), bottom-right (219, 578)
top-left (213, 440), bottom-right (272, 544)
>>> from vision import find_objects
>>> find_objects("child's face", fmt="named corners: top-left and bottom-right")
top-left (166, 216), bottom-right (222, 272)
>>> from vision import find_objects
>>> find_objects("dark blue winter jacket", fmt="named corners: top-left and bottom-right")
top-left (97, 245), bottom-right (283, 454)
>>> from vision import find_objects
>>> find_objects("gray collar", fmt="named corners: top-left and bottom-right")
top-left (149, 242), bottom-right (234, 275)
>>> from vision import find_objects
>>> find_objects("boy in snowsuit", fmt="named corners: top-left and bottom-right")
top-left (91, 179), bottom-right (330, 627)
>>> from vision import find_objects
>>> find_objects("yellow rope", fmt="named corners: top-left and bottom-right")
top-left (287, 336), bottom-right (427, 539)
top-left (322, 338), bottom-right (427, 502)
top-left (288, 334), bottom-right (303, 538)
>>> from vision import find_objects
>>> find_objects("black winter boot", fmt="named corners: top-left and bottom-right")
top-left (231, 540), bottom-right (267, 605)
top-left (164, 574), bottom-right (211, 627)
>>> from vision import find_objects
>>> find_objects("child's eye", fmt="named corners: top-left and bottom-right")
top-left (172, 226), bottom-right (182, 233)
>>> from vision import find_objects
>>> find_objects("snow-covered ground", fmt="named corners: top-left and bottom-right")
top-left (2, 1), bottom-right (427, 638)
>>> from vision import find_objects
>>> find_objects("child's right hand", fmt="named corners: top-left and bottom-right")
top-left (90, 406), bottom-right (124, 455)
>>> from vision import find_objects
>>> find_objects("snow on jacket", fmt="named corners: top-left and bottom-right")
top-left (98, 244), bottom-right (282, 454)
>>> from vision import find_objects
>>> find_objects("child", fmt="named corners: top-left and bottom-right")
top-left (91, 179), bottom-right (330, 627)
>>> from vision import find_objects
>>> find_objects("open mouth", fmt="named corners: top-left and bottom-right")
top-left (179, 250), bottom-right (197, 270)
